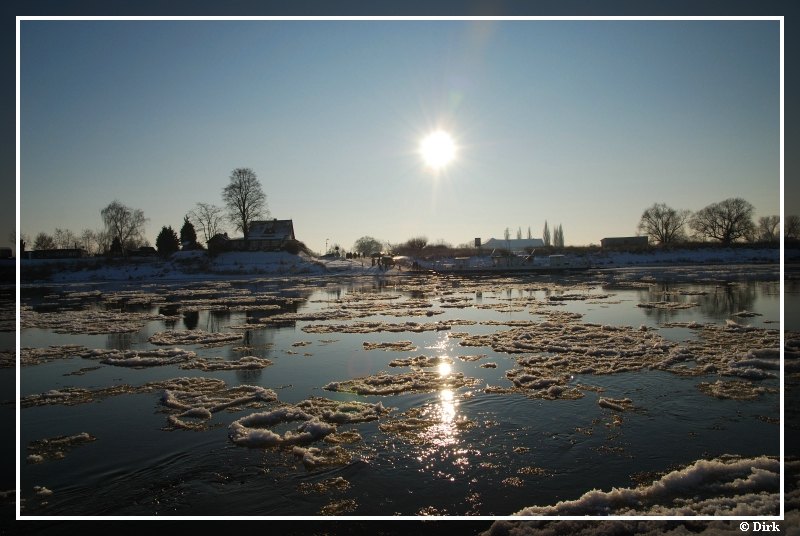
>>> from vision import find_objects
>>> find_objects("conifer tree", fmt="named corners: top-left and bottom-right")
top-left (543, 221), bottom-right (551, 247)
top-left (180, 216), bottom-right (197, 246)
top-left (109, 237), bottom-right (123, 256)
top-left (553, 224), bottom-right (564, 248)
top-left (156, 226), bottom-right (180, 257)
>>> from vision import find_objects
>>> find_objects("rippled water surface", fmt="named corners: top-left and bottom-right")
top-left (12, 267), bottom-right (794, 516)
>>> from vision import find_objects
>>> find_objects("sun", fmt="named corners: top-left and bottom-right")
top-left (421, 131), bottom-right (456, 169)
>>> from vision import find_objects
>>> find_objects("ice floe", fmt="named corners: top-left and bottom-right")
top-left (19, 376), bottom-right (252, 410)
top-left (318, 499), bottom-right (357, 515)
top-left (362, 341), bottom-right (419, 352)
top-left (388, 355), bottom-right (454, 368)
top-left (455, 354), bottom-right (487, 362)
top-left (92, 348), bottom-right (196, 368)
top-left (295, 476), bottom-right (350, 494)
top-left (324, 370), bottom-right (480, 396)
top-left (696, 380), bottom-right (778, 400)
top-left (148, 329), bottom-right (243, 347)
top-left (461, 322), bottom-right (677, 376)
top-left (301, 320), bottom-right (457, 335)
top-left (597, 397), bottom-right (637, 411)
top-left (378, 405), bottom-right (476, 443)
top-left (510, 455), bottom-right (784, 516)
top-left (178, 355), bottom-right (274, 371)
top-left (26, 432), bottom-right (97, 463)
top-left (291, 445), bottom-right (351, 468)
top-left (228, 409), bottom-right (337, 447)
top-left (227, 396), bottom-right (389, 449)
top-left (20, 344), bottom-right (88, 367)
top-left (636, 301), bottom-right (700, 309)
top-left (160, 379), bottom-right (277, 428)
top-left (295, 396), bottom-right (392, 424)
top-left (20, 309), bottom-right (175, 334)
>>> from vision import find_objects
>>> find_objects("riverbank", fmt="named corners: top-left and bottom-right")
top-left (9, 245), bottom-right (788, 284)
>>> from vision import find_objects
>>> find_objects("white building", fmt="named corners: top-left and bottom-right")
top-left (481, 238), bottom-right (544, 252)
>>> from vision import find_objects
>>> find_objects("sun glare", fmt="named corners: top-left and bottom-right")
top-left (421, 132), bottom-right (455, 168)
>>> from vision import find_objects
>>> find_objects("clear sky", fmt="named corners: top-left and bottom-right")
top-left (19, 18), bottom-right (781, 254)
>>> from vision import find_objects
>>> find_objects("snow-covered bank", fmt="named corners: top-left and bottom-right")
top-left (16, 246), bottom-right (787, 283)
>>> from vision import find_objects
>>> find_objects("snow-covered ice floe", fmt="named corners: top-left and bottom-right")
top-left (291, 445), bottom-right (351, 468)
top-left (20, 344), bottom-right (88, 367)
top-left (388, 355), bottom-right (454, 368)
top-left (228, 410), bottom-right (335, 447)
top-left (459, 319), bottom-right (786, 382)
top-left (324, 370), bottom-right (481, 395)
top-left (148, 329), bottom-right (243, 347)
top-left (79, 348), bottom-right (196, 368)
top-left (178, 355), bottom-right (273, 371)
top-left (301, 320), bottom-right (463, 334)
top-left (362, 341), bottom-right (419, 352)
top-left (160, 379), bottom-right (278, 430)
top-left (509, 454), bottom-right (787, 516)
top-left (228, 397), bottom-right (390, 448)
top-left (20, 309), bottom-right (175, 334)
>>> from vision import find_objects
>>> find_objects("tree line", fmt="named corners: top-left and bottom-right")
top-left (18, 167), bottom-right (270, 257)
top-left (637, 198), bottom-right (784, 245)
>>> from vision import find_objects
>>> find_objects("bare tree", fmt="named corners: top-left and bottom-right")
top-left (542, 221), bottom-right (551, 247)
top-left (222, 168), bottom-right (268, 240)
top-left (190, 202), bottom-right (226, 245)
top-left (637, 203), bottom-right (690, 245)
top-left (93, 228), bottom-right (112, 255)
top-left (101, 200), bottom-right (148, 255)
top-left (353, 236), bottom-right (383, 256)
top-left (756, 215), bottom-right (780, 242)
top-left (527, 227), bottom-right (532, 240)
top-left (786, 215), bottom-right (800, 241)
top-left (405, 236), bottom-right (428, 251)
top-left (54, 228), bottom-right (77, 249)
top-left (689, 198), bottom-right (755, 244)
top-left (516, 227), bottom-right (522, 240)
top-left (33, 232), bottom-right (56, 250)
top-left (553, 224), bottom-right (564, 248)
top-left (80, 229), bottom-right (96, 254)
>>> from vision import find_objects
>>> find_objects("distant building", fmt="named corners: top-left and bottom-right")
top-left (0, 247), bottom-right (11, 259)
top-left (128, 246), bottom-right (157, 257)
top-left (208, 219), bottom-right (298, 252)
top-left (30, 248), bottom-right (89, 259)
top-left (600, 236), bottom-right (648, 248)
top-left (481, 238), bottom-right (544, 252)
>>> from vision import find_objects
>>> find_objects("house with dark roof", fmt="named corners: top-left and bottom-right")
top-left (208, 219), bottom-right (297, 252)
top-left (600, 236), bottom-right (648, 248)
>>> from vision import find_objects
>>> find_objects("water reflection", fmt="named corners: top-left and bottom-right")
top-left (629, 282), bottom-right (762, 324)
top-left (105, 331), bottom-right (149, 351)
top-left (234, 368), bottom-right (264, 384)
top-left (205, 310), bottom-right (230, 332)
top-left (418, 389), bottom-right (461, 449)
top-left (440, 389), bottom-right (456, 423)
top-left (183, 311), bottom-right (199, 331)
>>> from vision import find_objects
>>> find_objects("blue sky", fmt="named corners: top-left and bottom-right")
top-left (19, 19), bottom-right (781, 254)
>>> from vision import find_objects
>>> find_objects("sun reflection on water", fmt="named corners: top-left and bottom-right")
top-left (416, 388), bottom-right (465, 450)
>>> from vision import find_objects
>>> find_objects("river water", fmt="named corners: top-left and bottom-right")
top-left (9, 265), bottom-right (796, 517)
